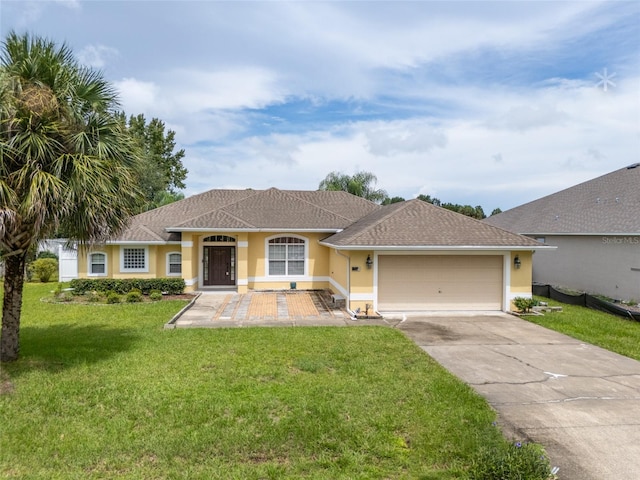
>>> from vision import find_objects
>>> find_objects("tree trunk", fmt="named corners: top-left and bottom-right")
top-left (1, 252), bottom-right (27, 362)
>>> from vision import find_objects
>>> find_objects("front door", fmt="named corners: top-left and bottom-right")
top-left (203, 246), bottom-right (235, 286)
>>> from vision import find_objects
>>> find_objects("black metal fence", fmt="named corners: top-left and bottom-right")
top-left (532, 284), bottom-right (640, 322)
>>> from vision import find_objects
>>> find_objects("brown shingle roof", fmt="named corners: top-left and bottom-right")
top-left (322, 199), bottom-right (543, 248)
top-left (484, 164), bottom-right (640, 234)
top-left (113, 188), bottom-right (380, 242)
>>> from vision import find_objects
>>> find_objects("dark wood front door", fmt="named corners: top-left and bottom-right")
top-left (203, 246), bottom-right (235, 286)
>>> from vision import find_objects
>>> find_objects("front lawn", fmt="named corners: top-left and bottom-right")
top-left (528, 297), bottom-right (640, 361)
top-left (1, 284), bottom-right (551, 479)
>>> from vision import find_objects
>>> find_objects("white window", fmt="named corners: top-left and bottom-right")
top-left (88, 252), bottom-right (107, 276)
top-left (120, 246), bottom-right (148, 273)
top-left (167, 252), bottom-right (182, 276)
top-left (268, 236), bottom-right (306, 276)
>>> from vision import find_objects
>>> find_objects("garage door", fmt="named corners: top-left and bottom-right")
top-left (378, 255), bottom-right (503, 311)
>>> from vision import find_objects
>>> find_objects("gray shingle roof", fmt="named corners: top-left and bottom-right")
top-left (113, 188), bottom-right (380, 242)
top-left (321, 199), bottom-right (543, 248)
top-left (484, 164), bottom-right (640, 234)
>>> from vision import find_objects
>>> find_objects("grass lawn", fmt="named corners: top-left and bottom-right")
top-left (528, 297), bottom-right (640, 361)
top-left (1, 284), bottom-right (549, 479)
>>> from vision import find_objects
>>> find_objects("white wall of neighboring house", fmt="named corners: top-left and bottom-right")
top-left (532, 235), bottom-right (640, 302)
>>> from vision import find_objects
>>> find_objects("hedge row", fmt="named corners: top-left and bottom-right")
top-left (70, 278), bottom-right (186, 295)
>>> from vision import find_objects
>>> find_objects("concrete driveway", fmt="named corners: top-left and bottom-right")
top-left (396, 313), bottom-right (640, 480)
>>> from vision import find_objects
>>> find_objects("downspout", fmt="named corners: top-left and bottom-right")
top-left (335, 249), bottom-right (355, 317)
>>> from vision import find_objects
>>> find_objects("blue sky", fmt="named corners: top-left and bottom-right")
top-left (2, 0), bottom-right (639, 211)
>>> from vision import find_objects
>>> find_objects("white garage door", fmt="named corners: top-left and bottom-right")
top-left (378, 255), bottom-right (503, 311)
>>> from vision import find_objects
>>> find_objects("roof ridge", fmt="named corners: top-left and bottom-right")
top-left (169, 205), bottom-right (256, 229)
top-left (338, 200), bottom-right (412, 244)
top-left (139, 224), bottom-right (165, 242)
top-left (167, 189), bottom-right (264, 229)
top-left (285, 189), bottom-right (363, 224)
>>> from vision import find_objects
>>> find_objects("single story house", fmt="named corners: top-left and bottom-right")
top-left (484, 163), bottom-right (640, 302)
top-left (78, 188), bottom-right (547, 313)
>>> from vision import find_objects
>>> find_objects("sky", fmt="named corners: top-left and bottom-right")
top-left (1, 0), bottom-right (639, 212)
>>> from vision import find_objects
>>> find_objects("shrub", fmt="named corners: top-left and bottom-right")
top-left (70, 278), bottom-right (185, 295)
top-left (29, 258), bottom-right (59, 283)
top-left (468, 441), bottom-right (555, 480)
top-left (58, 291), bottom-right (74, 303)
top-left (106, 291), bottom-right (121, 304)
top-left (149, 291), bottom-right (163, 302)
top-left (86, 291), bottom-right (102, 303)
top-left (126, 291), bottom-right (143, 303)
top-left (513, 297), bottom-right (537, 313)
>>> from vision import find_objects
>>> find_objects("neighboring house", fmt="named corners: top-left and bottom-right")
top-left (78, 188), bottom-right (546, 313)
top-left (484, 164), bottom-right (640, 302)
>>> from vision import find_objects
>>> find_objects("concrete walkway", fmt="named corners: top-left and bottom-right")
top-left (396, 313), bottom-right (640, 480)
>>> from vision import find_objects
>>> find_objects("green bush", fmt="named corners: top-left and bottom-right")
top-left (106, 291), bottom-right (121, 304)
top-left (70, 278), bottom-right (185, 295)
top-left (469, 441), bottom-right (555, 480)
top-left (86, 291), bottom-right (102, 303)
top-left (149, 291), bottom-right (163, 302)
top-left (126, 291), bottom-right (143, 303)
top-left (37, 250), bottom-right (59, 260)
top-left (29, 258), bottom-right (59, 283)
top-left (58, 291), bottom-right (74, 303)
top-left (513, 297), bottom-right (537, 313)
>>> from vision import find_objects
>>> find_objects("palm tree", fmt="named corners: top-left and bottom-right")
top-left (318, 170), bottom-right (387, 203)
top-left (0, 33), bottom-right (142, 362)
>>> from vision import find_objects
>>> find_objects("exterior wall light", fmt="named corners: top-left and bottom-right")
top-left (514, 255), bottom-right (521, 269)
top-left (366, 255), bottom-right (373, 269)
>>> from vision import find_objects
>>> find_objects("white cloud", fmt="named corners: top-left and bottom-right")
top-left (181, 73), bottom-right (639, 209)
top-left (113, 78), bottom-right (161, 114)
top-left (169, 67), bottom-right (284, 111)
top-left (77, 44), bottom-right (118, 69)
top-left (364, 120), bottom-right (448, 156)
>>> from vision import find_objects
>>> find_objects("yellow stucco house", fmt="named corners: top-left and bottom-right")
top-left (78, 188), bottom-right (547, 314)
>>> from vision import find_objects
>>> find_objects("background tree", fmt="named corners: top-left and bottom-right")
top-left (381, 196), bottom-right (405, 205)
top-left (119, 113), bottom-right (187, 212)
top-left (490, 207), bottom-right (503, 216)
top-left (417, 195), bottom-right (488, 219)
top-left (318, 171), bottom-right (387, 203)
top-left (0, 32), bottom-right (142, 362)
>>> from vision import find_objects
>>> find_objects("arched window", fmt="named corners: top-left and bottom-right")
top-left (88, 252), bottom-right (107, 276)
top-left (267, 236), bottom-right (306, 276)
top-left (166, 252), bottom-right (182, 276)
top-left (203, 235), bottom-right (236, 243)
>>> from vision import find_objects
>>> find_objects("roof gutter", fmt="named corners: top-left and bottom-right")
top-left (318, 243), bottom-right (555, 251)
top-left (166, 227), bottom-right (341, 233)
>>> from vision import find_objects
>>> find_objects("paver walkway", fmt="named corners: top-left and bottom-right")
top-left (169, 290), bottom-right (398, 328)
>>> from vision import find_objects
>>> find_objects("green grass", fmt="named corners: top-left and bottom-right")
top-left (528, 297), bottom-right (640, 361)
top-left (1, 284), bottom-right (550, 479)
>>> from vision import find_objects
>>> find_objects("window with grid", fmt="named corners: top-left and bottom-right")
top-left (167, 253), bottom-right (182, 275)
top-left (268, 237), bottom-right (305, 276)
top-left (89, 253), bottom-right (106, 275)
top-left (122, 247), bottom-right (147, 271)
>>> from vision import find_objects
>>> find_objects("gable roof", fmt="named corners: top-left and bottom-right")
top-left (484, 164), bottom-right (640, 235)
top-left (112, 188), bottom-right (380, 243)
top-left (321, 199), bottom-right (544, 249)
